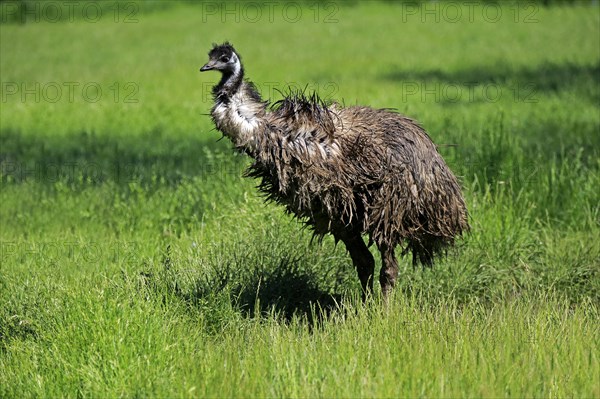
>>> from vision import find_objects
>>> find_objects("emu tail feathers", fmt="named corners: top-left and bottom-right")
top-left (407, 235), bottom-right (453, 270)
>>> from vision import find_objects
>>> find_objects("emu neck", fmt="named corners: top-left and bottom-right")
top-left (210, 68), bottom-right (266, 152)
top-left (213, 65), bottom-right (244, 102)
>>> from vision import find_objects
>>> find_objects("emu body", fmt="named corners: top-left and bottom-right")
top-left (201, 43), bottom-right (469, 299)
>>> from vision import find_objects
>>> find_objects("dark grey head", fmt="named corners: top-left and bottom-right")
top-left (200, 42), bottom-right (241, 75)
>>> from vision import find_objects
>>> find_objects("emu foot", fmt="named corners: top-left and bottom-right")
top-left (378, 243), bottom-right (399, 303)
top-left (379, 267), bottom-right (398, 303)
top-left (380, 281), bottom-right (395, 302)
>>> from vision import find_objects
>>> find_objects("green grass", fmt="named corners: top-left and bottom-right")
top-left (1, 1), bottom-right (599, 397)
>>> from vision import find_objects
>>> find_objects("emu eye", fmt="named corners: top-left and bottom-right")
top-left (221, 56), bottom-right (230, 62)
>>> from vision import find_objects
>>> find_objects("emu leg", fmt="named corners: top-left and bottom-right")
top-left (341, 235), bottom-right (375, 301)
top-left (378, 244), bottom-right (399, 299)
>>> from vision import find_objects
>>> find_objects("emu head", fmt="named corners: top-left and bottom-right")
top-left (200, 42), bottom-right (241, 75)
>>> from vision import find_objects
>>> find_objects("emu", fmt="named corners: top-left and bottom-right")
top-left (200, 42), bottom-right (469, 300)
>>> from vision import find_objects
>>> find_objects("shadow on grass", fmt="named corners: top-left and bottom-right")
top-left (382, 61), bottom-right (600, 104)
top-left (0, 129), bottom-right (246, 187)
top-left (149, 248), bottom-right (346, 327)
top-left (230, 256), bottom-right (344, 323)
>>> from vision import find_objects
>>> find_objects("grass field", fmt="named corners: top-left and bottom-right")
top-left (1, 1), bottom-right (599, 397)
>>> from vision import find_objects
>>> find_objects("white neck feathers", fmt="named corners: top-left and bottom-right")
top-left (212, 84), bottom-right (265, 149)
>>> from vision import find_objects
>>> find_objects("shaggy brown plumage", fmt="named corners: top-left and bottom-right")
top-left (201, 43), bottom-right (469, 298)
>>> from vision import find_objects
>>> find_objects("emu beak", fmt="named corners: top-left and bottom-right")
top-left (200, 61), bottom-right (216, 72)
